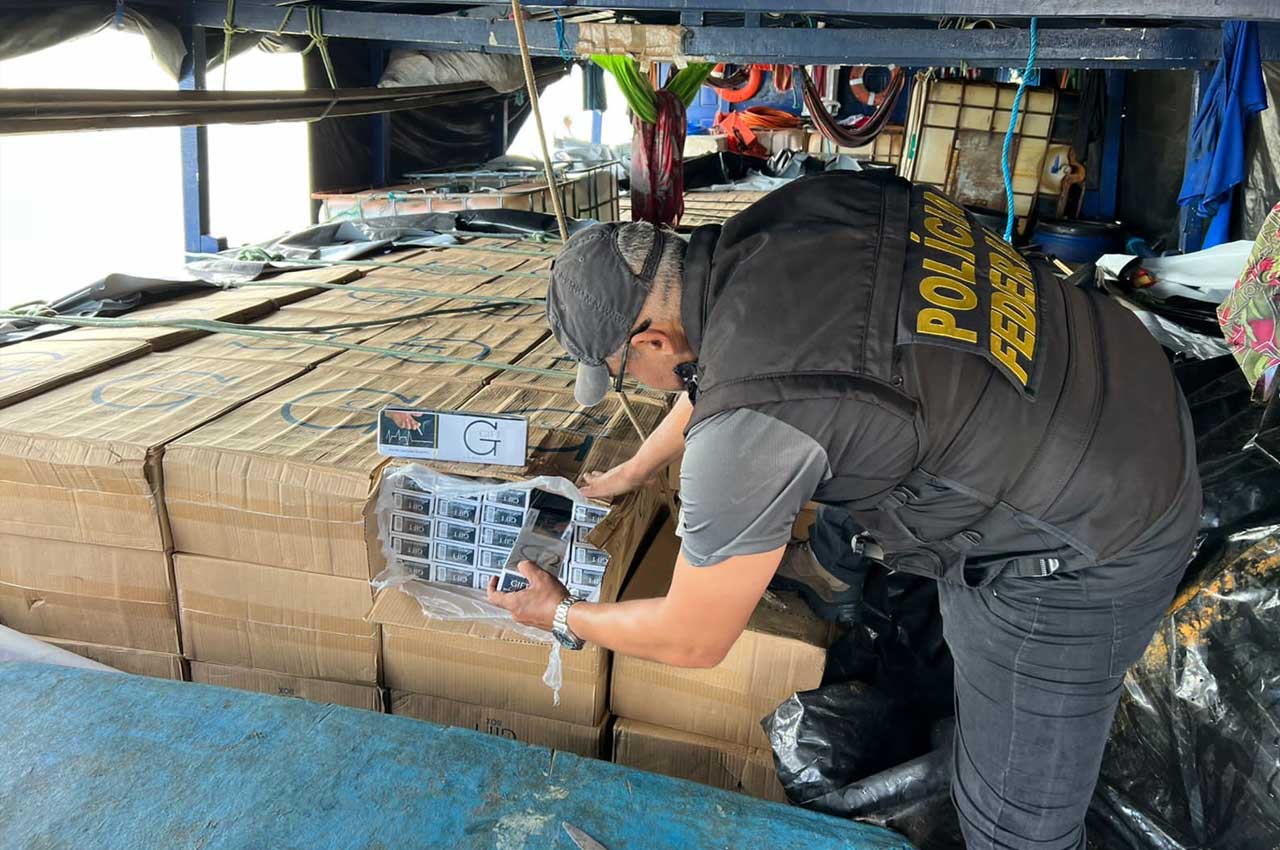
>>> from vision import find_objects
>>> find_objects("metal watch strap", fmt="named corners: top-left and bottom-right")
top-left (553, 597), bottom-right (585, 650)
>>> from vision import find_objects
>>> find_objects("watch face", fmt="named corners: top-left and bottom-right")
top-left (553, 629), bottom-right (582, 650)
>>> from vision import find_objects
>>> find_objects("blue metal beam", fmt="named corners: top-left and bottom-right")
top-left (369, 46), bottom-right (391, 188)
top-left (192, 2), bottom-right (1280, 69)
top-left (178, 27), bottom-right (220, 255)
top-left (282, 0), bottom-right (1280, 23)
top-left (1097, 70), bottom-right (1125, 221)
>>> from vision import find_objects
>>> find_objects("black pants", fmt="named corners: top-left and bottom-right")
top-left (939, 471), bottom-right (1202, 850)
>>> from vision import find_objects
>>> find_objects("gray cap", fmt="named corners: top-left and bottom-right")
top-left (547, 223), bottom-right (666, 406)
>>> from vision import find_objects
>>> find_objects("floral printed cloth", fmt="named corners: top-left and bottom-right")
top-left (1218, 201), bottom-right (1280, 401)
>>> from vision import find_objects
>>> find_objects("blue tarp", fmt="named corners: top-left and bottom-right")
top-left (0, 663), bottom-right (916, 850)
top-left (1178, 21), bottom-right (1269, 248)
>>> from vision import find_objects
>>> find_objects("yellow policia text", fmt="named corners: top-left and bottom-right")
top-left (910, 192), bottom-right (1037, 389)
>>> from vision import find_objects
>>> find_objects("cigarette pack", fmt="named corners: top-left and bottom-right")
top-left (572, 523), bottom-right (599, 544)
top-left (432, 540), bottom-right (478, 569)
top-left (479, 524), bottom-right (520, 549)
top-left (432, 564), bottom-right (477, 588)
top-left (569, 565), bottom-right (605, 588)
top-left (482, 503), bottom-right (528, 530)
top-left (573, 503), bottom-right (609, 525)
top-left (569, 587), bottom-right (602, 603)
top-left (571, 544), bottom-right (609, 569)
top-left (505, 522), bottom-right (567, 575)
top-left (391, 512), bottom-right (433, 540)
top-left (436, 498), bottom-right (481, 525)
top-left (498, 571), bottom-right (530, 592)
top-left (477, 547), bottom-right (511, 572)
top-left (433, 518), bottom-right (479, 546)
top-left (391, 535), bottom-right (432, 561)
top-left (393, 491), bottom-right (434, 516)
top-left (395, 477), bottom-right (432, 495)
top-left (394, 554), bottom-right (433, 581)
top-left (485, 488), bottom-right (531, 509)
top-left (476, 571), bottom-right (501, 589)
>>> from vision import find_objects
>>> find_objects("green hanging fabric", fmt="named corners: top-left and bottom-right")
top-left (590, 56), bottom-right (713, 125)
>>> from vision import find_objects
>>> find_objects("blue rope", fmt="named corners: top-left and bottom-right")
top-left (1001, 17), bottom-right (1039, 242)
top-left (553, 12), bottom-right (573, 62)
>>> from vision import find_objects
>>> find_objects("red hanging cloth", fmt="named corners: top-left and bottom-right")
top-left (630, 89), bottom-right (687, 226)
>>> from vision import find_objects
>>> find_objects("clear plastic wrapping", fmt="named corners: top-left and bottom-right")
top-left (371, 464), bottom-right (609, 641)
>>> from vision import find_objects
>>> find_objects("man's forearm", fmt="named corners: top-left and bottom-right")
top-left (566, 597), bottom-right (720, 667)
top-left (563, 546), bottom-right (785, 669)
top-left (626, 392), bottom-right (692, 478)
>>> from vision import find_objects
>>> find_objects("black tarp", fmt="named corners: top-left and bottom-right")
top-left (305, 40), bottom-right (560, 196)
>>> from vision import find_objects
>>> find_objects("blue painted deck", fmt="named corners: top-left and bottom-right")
top-left (0, 663), bottom-right (914, 850)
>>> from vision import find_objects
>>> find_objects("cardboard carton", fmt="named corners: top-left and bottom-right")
top-left (349, 246), bottom-right (540, 289)
top-left (174, 554), bottom-right (379, 684)
top-left (0, 338), bottom-right (149, 409)
top-left (611, 518), bottom-right (831, 748)
top-left (390, 691), bottom-right (608, 759)
top-left (0, 535), bottom-right (178, 652)
top-left (41, 637), bottom-right (187, 680)
top-left (56, 289), bottom-right (279, 349)
top-left (190, 661), bottom-right (383, 712)
top-left (0, 353), bottom-right (304, 549)
top-left (164, 369), bottom-right (481, 576)
top-left (166, 308), bottom-right (385, 367)
top-left (612, 719), bottom-right (787, 803)
top-left (322, 318), bottom-right (547, 381)
top-left (283, 250), bottom-right (529, 318)
top-left (226, 265), bottom-right (368, 307)
top-left (371, 584), bottom-right (607, 725)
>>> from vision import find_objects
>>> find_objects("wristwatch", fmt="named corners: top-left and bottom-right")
top-left (552, 596), bottom-right (585, 650)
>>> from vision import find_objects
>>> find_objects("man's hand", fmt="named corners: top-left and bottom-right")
top-left (388, 411), bottom-right (420, 430)
top-left (486, 560), bottom-right (569, 631)
top-left (579, 461), bottom-right (654, 500)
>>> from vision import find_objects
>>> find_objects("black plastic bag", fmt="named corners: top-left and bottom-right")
top-left (1178, 357), bottom-right (1280, 538)
top-left (1094, 524), bottom-right (1280, 850)
top-left (762, 682), bottom-right (916, 806)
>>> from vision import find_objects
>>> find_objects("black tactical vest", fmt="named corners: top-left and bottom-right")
top-left (681, 171), bottom-right (1189, 586)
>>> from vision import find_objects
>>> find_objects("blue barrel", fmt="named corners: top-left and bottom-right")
top-left (1032, 220), bottom-right (1125, 265)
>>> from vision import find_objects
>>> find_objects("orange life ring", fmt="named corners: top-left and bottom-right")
top-left (711, 63), bottom-right (765, 103)
top-left (848, 65), bottom-right (900, 107)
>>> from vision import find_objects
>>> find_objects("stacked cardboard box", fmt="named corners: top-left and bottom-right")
top-left (0, 351), bottom-right (309, 674)
top-left (609, 516), bottom-right (831, 802)
top-left (40, 637), bottom-right (188, 679)
top-left (190, 661), bottom-right (383, 711)
top-left (0, 239), bottom-right (682, 762)
top-left (163, 369), bottom-right (482, 693)
top-left (391, 691), bottom-right (608, 758)
top-left (0, 337), bottom-right (149, 409)
top-left (0, 259), bottom-right (380, 680)
top-left (613, 719), bottom-right (788, 803)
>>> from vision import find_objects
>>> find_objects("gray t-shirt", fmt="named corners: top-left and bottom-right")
top-left (677, 408), bottom-right (830, 567)
top-left (676, 398), bottom-right (918, 567)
